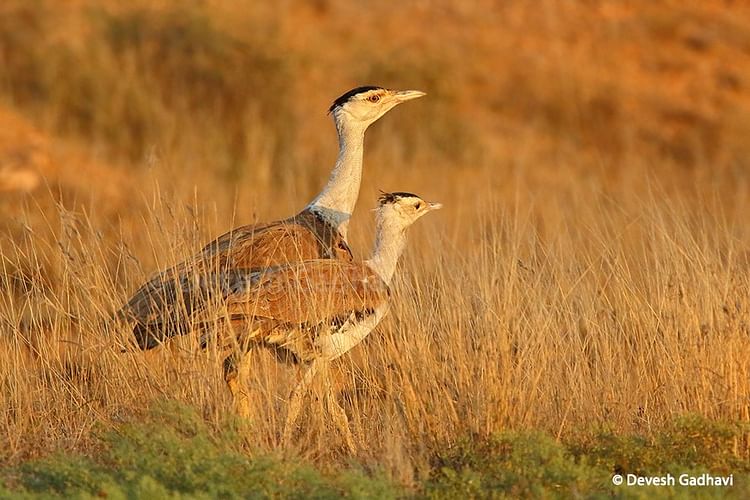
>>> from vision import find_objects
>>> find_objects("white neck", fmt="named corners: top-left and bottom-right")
top-left (366, 218), bottom-right (408, 285)
top-left (307, 113), bottom-right (367, 239)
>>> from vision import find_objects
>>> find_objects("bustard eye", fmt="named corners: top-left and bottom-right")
top-left (414, 202), bottom-right (422, 209)
top-left (367, 95), bottom-right (381, 103)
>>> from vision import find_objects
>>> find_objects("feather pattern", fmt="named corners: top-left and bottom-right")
top-left (119, 210), bottom-right (353, 348)
top-left (221, 260), bottom-right (390, 361)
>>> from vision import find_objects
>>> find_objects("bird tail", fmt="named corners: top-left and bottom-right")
top-left (101, 306), bottom-right (165, 352)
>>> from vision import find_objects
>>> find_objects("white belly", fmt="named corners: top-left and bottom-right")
top-left (316, 304), bottom-right (389, 360)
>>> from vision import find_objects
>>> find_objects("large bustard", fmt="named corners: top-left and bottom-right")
top-left (117, 87), bottom-right (425, 348)
top-left (220, 192), bottom-right (441, 449)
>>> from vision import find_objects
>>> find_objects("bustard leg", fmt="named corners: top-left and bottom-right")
top-left (282, 358), bottom-right (323, 447)
top-left (224, 349), bottom-right (253, 418)
top-left (324, 375), bottom-right (356, 453)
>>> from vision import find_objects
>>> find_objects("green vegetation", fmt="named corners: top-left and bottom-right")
top-left (1, 402), bottom-right (400, 499)
top-left (429, 418), bottom-right (750, 499)
top-left (0, 403), bottom-right (747, 499)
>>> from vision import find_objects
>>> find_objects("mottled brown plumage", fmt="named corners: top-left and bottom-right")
top-left (218, 259), bottom-right (390, 362)
top-left (119, 211), bottom-right (353, 349)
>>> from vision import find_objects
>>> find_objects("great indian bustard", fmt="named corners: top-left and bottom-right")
top-left (218, 192), bottom-right (442, 450)
top-left (116, 86), bottom-right (425, 348)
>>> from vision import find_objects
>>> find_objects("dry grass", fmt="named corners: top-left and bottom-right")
top-left (1, 0), bottom-right (750, 485)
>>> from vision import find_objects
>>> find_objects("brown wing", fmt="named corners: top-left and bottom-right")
top-left (224, 260), bottom-right (389, 325)
top-left (117, 210), bottom-right (353, 349)
top-left (220, 260), bottom-right (390, 358)
top-left (200, 211), bottom-right (353, 269)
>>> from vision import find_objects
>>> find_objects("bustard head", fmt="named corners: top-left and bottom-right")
top-left (376, 191), bottom-right (442, 230)
top-left (329, 86), bottom-right (426, 127)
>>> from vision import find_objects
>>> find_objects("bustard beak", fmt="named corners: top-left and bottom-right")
top-left (428, 202), bottom-right (443, 211)
top-left (393, 89), bottom-right (427, 103)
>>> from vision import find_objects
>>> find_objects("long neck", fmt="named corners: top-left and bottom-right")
top-left (308, 114), bottom-right (367, 239)
top-left (366, 219), bottom-right (408, 285)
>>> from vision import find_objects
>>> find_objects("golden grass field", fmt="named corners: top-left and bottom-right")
top-left (1, 0), bottom-right (750, 490)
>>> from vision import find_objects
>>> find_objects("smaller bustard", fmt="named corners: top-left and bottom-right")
top-left (218, 192), bottom-right (442, 449)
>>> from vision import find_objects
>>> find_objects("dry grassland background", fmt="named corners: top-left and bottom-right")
top-left (1, 0), bottom-right (750, 488)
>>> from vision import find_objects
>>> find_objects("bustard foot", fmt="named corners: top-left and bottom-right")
top-left (224, 350), bottom-right (252, 419)
top-left (282, 359), bottom-right (323, 448)
top-left (281, 400), bottom-right (302, 447)
top-left (325, 389), bottom-right (356, 453)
